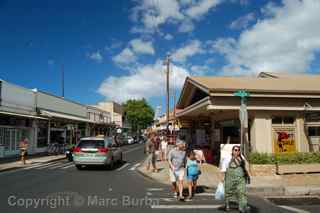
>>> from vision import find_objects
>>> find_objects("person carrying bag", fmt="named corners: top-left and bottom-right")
top-left (220, 145), bottom-right (251, 213)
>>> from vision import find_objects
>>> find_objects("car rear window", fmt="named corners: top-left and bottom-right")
top-left (77, 140), bottom-right (105, 148)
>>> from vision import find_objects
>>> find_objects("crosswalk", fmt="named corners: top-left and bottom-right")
top-left (8, 161), bottom-right (144, 172)
top-left (142, 187), bottom-right (224, 210)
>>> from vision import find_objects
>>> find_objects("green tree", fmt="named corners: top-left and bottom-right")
top-left (123, 99), bottom-right (154, 133)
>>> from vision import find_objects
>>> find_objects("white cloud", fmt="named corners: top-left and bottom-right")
top-left (132, 0), bottom-right (184, 33)
top-left (185, 0), bottom-right (221, 20)
top-left (105, 39), bottom-right (123, 51)
top-left (87, 51), bottom-right (103, 63)
top-left (131, 0), bottom-right (222, 34)
top-left (112, 48), bottom-right (137, 65)
top-left (178, 19), bottom-right (195, 33)
top-left (130, 39), bottom-right (155, 55)
top-left (172, 40), bottom-right (204, 63)
top-left (164, 33), bottom-right (174, 40)
top-left (213, 0), bottom-right (320, 75)
top-left (190, 64), bottom-right (211, 75)
top-left (229, 12), bottom-right (255, 30)
top-left (98, 60), bottom-right (189, 103)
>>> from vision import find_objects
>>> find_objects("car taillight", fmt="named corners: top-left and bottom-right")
top-left (98, 147), bottom-right (108, 153)
top-left (74, 147), bottom-right (81, 153)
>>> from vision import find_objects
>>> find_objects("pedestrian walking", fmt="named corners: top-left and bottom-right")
top-left (185, 150), bottom-right (201, 201)
top-left (144, 133), bottom-right (158, 172)
top-left (19, 136), bottom-right (29, 165)
top-left (220, 145), bottom-right (251, 212)
top-left (160, 136), bottom-right (168, 161)
top-left (168, 139), bottom-right (186, 201)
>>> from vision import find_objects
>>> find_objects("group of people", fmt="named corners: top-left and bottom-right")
top-left (145, 134), bottom-right (203, 201)
top-left (145, 133), bottom-right (251, 212)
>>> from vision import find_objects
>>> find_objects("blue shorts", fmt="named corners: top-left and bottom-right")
top-left (187, 175), bottom-right (198, 181)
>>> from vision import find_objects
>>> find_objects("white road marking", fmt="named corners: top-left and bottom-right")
top-left (49, 162), bottom-right (73, 170)
top-left (196, 193), bottom-right (214, 196)
top-left (151, 205), bottom-right (221, 209)
top-left (22, 161), bottom-right (63, 170)
top-left (61, 164), bottom-right (75, 169)
top-left (116, 163), bottom-right (130, 171)
top-left (159, 198), bottom-right (174, 202)
top-left (147, 188), bottom-right (164, 192)
top-left (279, 205), bottom-right (310, 213)
top-left (129, 163), bottom-right (141, 171)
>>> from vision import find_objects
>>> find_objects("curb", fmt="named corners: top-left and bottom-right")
top-left (136, 167), bottom-right (163, 183)
top-left (0, 156), bottom-right (66, 173)
top-left (0, 166), bottom-right (21, 173)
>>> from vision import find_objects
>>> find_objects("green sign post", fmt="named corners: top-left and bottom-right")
top-left (234, 90), bottom-right (250, 158)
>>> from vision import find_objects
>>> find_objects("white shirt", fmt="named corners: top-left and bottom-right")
top-left (161, 141), bottom-right (168, 150)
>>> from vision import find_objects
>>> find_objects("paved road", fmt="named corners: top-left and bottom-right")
top-left (0, 143), bottom-right (318, 213)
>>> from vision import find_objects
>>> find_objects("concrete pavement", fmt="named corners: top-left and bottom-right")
top-left (0, 154), bottom-right (66, 172)
top-left (138, 158), bottom-right (320, 197)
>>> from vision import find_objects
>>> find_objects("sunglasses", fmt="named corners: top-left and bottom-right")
top-left (233, 149), bottom-right (240, 152)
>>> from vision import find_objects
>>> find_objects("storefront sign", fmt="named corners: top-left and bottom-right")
top-left (273, 128), bottom-right (296, 153)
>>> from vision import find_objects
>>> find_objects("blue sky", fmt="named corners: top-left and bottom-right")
top-left (1, 0), bottom-right (320, 113)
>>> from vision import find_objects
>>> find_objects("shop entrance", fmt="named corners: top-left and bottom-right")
top-left (220, 120), bottom-right (241, 144)
top-left (50, 128), bottom-right (66, 144)
top-left (0, 127), bottom-right (31, 156)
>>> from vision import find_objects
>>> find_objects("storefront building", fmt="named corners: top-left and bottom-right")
top-left (0, 80), bottom-right (46, 157)
top-left (87, 105), bottom-right (112, 136)
top-left (0, 79), bottom-right (112, 158)
top-left (176, 72), bottom-right (320, 162)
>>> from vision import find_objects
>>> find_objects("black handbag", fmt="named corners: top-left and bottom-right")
top-left (240, 159), bottom-right (251, 184)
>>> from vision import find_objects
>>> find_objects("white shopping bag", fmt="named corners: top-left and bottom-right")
top-left (215, 182), bottom-right (224, 200)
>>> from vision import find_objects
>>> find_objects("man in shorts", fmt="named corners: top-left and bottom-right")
top-left (168, 139), bottom-right (186, 201)
top-left (145, 134), bottom-right (158, 172)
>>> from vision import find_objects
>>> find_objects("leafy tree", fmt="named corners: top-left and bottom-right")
top-left (123, 99), bottom-right (154, 133)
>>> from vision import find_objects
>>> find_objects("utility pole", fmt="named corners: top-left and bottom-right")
top-left (61, 64), bottom-right (65, 98)
top-left (234, 90), bottom-right (250, 158)
top-left (164, 55), bottom-right (171, 138)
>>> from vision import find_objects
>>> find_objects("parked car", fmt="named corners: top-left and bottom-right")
top-left (127, 136), bottom-right (135, 145)
top-left (73, 136), bottom-right (123, 170)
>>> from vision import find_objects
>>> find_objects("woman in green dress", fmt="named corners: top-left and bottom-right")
top-left (221, 145), bottom-right (251, 212)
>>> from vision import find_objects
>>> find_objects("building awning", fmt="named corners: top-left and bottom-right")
top-left (0, 111), bottom-right (48, 120)
top-left (40, 110), bottom-right (93, 123)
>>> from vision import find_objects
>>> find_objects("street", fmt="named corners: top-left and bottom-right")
top-left (0, 143), bottom-right (318, 213)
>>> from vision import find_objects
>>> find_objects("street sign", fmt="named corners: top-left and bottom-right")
top-left (234, 90), bottom-right (250, 98)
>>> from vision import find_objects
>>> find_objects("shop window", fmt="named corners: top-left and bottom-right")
top-left (0, 128), bottom-right (4, 146)
top-left (37, 121), bottom-right (48, 148)
top-left (272, 116), bottom-right (295, 125)
top-left (272, 117), bottom-right (282, 124)
top-left (283, 117), bottom-right (294, 124)
top-left (308, 127), bottom-right (320, 137)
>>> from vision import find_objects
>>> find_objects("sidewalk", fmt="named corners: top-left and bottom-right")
top-left (137, 159), bottom-right (320, 197)
top-left (0, 154), bottom-right (66, 172)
